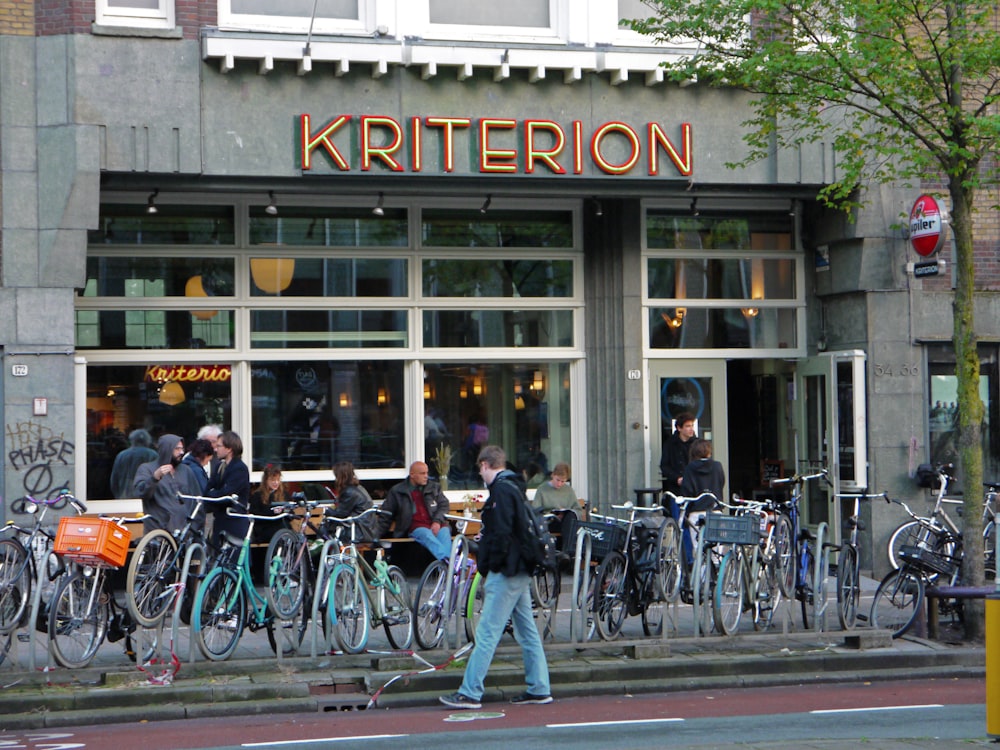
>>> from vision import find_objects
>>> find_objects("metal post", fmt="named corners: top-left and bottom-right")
top-left (987, 590), bottom-right (999, 738)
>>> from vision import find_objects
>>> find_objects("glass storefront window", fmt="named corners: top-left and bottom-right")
top-left (646, 214), bottom-right (792, 251)
top-left (424, 310), bottom-right (573, 348)
top-left (250, 360), bottom-right (404, 472)
top-left (249, 207), bottom-right (408, 247)
top-left (249, 257), bottom-right (408, 297)
top-left (88, 205), bottom-right (235, 245)
top-left (84, 257), bottom-right (235, 298)
top-left (422, 362), bottom-right (571, 491)
top-left (423, 258), bottom-right (573, 298)
top-left (928, 344), bottom-right (999, 492)
top-left (647, 257), bottom-right (795, 301)
top-left (250, 309), bottom-right (408, 349)
top-left (649, 307), bottom-right (797, 350)
top-left (85, 364), bottom-right (233, 500)
top-left (76, 310), bottom-right (234, 349)
top-left (422, 209), bottom-right (573, 248)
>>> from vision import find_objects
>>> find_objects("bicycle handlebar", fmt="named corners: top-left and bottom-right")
top-left (770, 468), bottom-right (829, 488)
top-left (324, 507), bottom-right (391, 525)
top-left (835, 491), bottom-right (888, 501)
top-left (662, 490), bottom-right (717, 508)
top-left (177, 493), bottom-right (240, 505)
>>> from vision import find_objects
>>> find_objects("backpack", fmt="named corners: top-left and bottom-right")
top-left (498, 477), bottom-right (559, 574)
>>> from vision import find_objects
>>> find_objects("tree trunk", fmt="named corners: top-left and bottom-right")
top-left (949, 178), bottom-right (985, 641)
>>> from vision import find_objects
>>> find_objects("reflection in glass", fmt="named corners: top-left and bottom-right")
top-left (250, 257), bottom-right (408, 297)
top-left (647, 257), bottom-right (795, 301)
top-left (250, 309), bottom-right (407, 349)
top-left (424, 310), bottom-right (573, 348)
top-left (251, 360), bottom-right (404, 471)
top-left (249, 207), bottom-right (407, 247)
top-left (75, 310), bottom-right (234, 349)
top-left (85, 257), bottom-right (235, 298)
top-left (422, 209), bottom-right (573, 248)
top-left (649, 307), bottom-right (796, 350)
top-left (89, 205), bottom-right (235, 245)
top-left (423, 258), bottom-right (572, 297)
top-left (85, 364), bottom-right (233, 500)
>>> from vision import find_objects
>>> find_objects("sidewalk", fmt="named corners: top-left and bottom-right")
top-left (0, 575), bottom-right (988, 733)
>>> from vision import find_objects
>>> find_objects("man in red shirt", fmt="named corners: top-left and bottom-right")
top-left (376, 461), bottom-right (452, 560)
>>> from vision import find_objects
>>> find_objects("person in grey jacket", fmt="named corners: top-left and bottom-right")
top-left (133, 433), bottom-right (202, 534)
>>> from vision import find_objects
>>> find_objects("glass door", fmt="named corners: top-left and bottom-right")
top-left (649, 359), bottom-right (728, 495)
top-left (794, 350), bottom-right (867, 542)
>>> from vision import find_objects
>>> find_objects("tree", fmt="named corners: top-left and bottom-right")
top-left (631, 0), bottom-right (999, 639)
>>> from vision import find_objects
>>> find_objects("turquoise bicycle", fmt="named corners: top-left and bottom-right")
top-left (191, 500), bottom-right (298, 661)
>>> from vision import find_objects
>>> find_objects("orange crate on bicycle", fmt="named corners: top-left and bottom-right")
top-left (54, 516), bottom-right (131, 568)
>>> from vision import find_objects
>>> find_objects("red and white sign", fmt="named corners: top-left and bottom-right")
top-left (909, 194), bottom-right (948, 257)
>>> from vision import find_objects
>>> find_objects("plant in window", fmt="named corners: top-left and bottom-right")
top-left (433, 443), bottom-right (452, 489)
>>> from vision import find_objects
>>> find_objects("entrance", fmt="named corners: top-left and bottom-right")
top-left (649, 360), bottom-right (728, 496)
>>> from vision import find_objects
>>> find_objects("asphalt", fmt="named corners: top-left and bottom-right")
top-left (0, 576), bottom-right (992, 748)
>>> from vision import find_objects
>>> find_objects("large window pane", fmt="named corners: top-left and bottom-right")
top-left (429, 0), bottom-right (549, 27)
top-left (75, 310), bottom-right (234, 349)
top-left (422, 209), bottom-right (573, 248)
top-left (85, 364), bottom-right (233, 500)
top-left (648, 257), bottom-right (795, 301)
top-left (424, 310), bottom-right (573, 347)
top-left (649, 307), bottom-right (797, 350)
top-left (249, 207), bottom-right (408, 247)
top-left (422, 362), bottom-right (570, 491)
top-left (251, 360), bottom-right (403, 471)
top-left (89, 205), bottom-right (235, 246)
top-left (230, 0), bottom-right (357, 18)
top-left (85, 257), bottom-right (235, 298)
top-left (647, 214), bottom-right (792, 250)
top-left (249, 257), bottom-right (408, 297)
top-left (423, 259), bottom-right (572, 298)
top-left (251, 309), bottom-right (408, 349)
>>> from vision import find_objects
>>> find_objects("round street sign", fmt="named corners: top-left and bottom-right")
top-left (909, 194), bottom-right (948, 257)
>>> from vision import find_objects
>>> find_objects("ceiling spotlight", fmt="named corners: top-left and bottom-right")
top-left (372, 192), bottom-right (385, 217)
top-left (594, 198), bottom-right (604, 217)
top-left (265, 191), bottom-right (279, 216)
top-left (480, 195), bottom-right (492, 214)
top-left (146, 189), bottom-right (159, 215)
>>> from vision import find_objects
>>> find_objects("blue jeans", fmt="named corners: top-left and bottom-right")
top-left (410, 525), bottom-right (452, 560)
top-left (458, 571), bottom-right (550, 701)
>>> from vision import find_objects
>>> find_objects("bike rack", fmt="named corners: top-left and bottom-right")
top-left (169, 540), bottom-right (206, 664)
top-left (568, 528), bottom-right (593, 645)
top-left (308, 537), bottom-right (341, 659)
top-left (440, 535), bottom-right (473, 651)
top-left (23, 545), bottom-right (57, 672)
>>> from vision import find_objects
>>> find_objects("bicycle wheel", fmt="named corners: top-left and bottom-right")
top-left (464, 571), bottom-right (484, 642)
top-left (755, 554), bottom-right (782, 631)
top-left (49, 571), bottom-right (108, 669)
top-left (125, 529), bottom-right (178, 628)
top-left (593, 551), bottom-right (628, 641)
top-left (266, 614), bottom-right (307, 657)
top-left (811, 533), bottom-right (830, 631)
top-left (640, 569), bottom-right (664, 636)
top-left (836, 545), bottom-right (860, 631)
top-left (327, 564), bottom-right (370, 654)
top-left (870, 567), bottom-right (924, 637)
top-left (655, 517), bottom-right (683, 603)
top-left (413, 559), bottom-right (448, 650)
top-left (531, 566), bottom-right (559, 609)
top-left (694, 544), bottom-right (715, 635)
top-left (887, 520), bottom-right (922, 570)
top-left (381, 564), bottom-right (413, 650)
top-left (570, 556), bottom-right (596, 642)
top-left (773, 513), bottom-right (794, 598)
top-left (713, 549), bottom-right (745, 635)
top-left (984, 520), bottom-right (996, 581)
top-left (193, 567), bottom-right (246, 661)
top-left (0, 539), bottom-right (30, 634)
top-left (265, 529), bottom-right (308, 620)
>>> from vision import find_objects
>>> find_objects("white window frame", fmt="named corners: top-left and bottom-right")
top-left (217, 0), bottom-right (375, 35)
top-left (96, 0), bottom-right (174, 29)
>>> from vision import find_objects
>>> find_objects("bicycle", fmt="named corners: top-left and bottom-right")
top-left (589, 500), bottom-right (672, 640)
top-left (831, 490), bottom-right (886, 630)
top-left (870, 492), bottom-right (964, 637)
top-left (325, 508), bottom-right (414, 654)
top-left (125, 493), bottom-right (221, 629)
top-left (984, 482), bottom-right (998, 580)
top-left (768, 468), bottom-right (831, 630)
top-left (886, 464), bottom-right (960, 572)
top-left (712, 497), bottom-right (784, 635)
top-left (412, 535), bottom-right (478, 650)
top-left (190, 501), bottom-right (300, 661)
top-left (48, 512), bottom-right (133, 669)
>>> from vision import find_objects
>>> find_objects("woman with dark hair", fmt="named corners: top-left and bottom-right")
top-left (249, 464), bottom-right (288, 545)
top-left (328, 460), bottom-right (376, 542)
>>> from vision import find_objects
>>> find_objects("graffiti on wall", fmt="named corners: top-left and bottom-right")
top-left (5, 420), bottom-right (74, 499)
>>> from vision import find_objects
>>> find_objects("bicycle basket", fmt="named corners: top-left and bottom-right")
top-left (703, 513), bottom-right (759, 546)
top-left (571, 519), bottom-right (626, 561)
top-left (54, 516), bottom-right (131, 568)
top-left (899, 543), bottom-right (959, 577)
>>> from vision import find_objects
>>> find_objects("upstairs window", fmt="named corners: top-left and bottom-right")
top-left (96, 0), bottom-right (174, 29)
top-left (218, 0), bottom-right (373, 35)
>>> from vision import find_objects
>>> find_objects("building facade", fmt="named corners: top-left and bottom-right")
top-left (1, 0), bottom-right (998, 577)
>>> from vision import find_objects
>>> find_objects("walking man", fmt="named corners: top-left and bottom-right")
top-left (439, 444), bottom-right (551, 709)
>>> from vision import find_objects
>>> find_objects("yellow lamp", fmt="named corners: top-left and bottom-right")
top-left (250, 258), bottom-right (295, 294)
top-left (185, 276), bottom-right (218, 321)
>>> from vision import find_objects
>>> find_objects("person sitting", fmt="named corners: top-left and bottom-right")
top-left (328, 461), bottom-right (376, 542)
top-left (531, 462), bottom-right (580, 555)
top-left (375, 461), bottom-right (452, 560)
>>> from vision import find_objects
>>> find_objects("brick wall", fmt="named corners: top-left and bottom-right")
top-left (34, 0), bottom-right (215, 38)
top-left (0, 0), bottom-right (35, 35)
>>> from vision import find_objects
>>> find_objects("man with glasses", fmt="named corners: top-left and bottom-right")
top-left (439, 445), bottom-right (552, 709)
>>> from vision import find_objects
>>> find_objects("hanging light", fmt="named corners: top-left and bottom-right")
top-left (184, 276), bottom-right (218, 320)
top-left (265, 191), bottom-right (278, 216)
top-left (531, 370), bottom-right (545, 399)
top-left (250, 258), bottom-right (296, 294)
top-left (146, 189), bottom-right (159, 215)
top-left (158, 381), bottom-right (186, 406)
top-left (480, 195), bottom-right (492, 214)
top-left (377, 387), bottom-right (387, 406)
top-left (742, 258), bottom-right (764, 319)
top-left (372, 192), bottom-right (385, 217)
top-left (459, 382), bottom-right (468, 399)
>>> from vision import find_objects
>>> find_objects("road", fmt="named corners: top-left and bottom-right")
top-left (0, 677), bottom-right (987, 749)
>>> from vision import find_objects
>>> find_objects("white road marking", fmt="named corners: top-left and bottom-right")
top-left (811, 704), bottom-right (943, 714)
top-left (547, 718), bottom-right (684, 728)
top-left (243, 735), bottom-right (408, 746)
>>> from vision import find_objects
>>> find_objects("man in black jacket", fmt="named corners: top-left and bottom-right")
top-left (439, 445), bottom-right (552, 710)
top-left (376, 461), bottom-right (451, 560)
